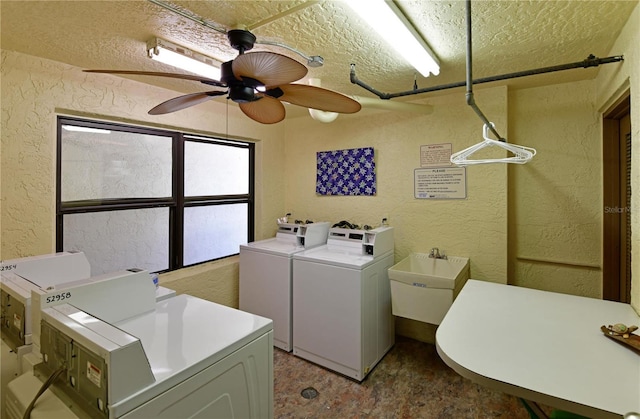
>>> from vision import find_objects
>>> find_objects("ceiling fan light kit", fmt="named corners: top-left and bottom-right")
top-left (346, 0), bottom-right (440, 77)
top-left (147, 37), bottom-right (221, 80)
top-left (307, 79), bottom-right (339, 123)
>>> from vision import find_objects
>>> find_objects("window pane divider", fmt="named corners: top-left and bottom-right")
top-left (185, 195), bottom-right (251, 206)
top-left (61, 198), bottom-right (174, 213)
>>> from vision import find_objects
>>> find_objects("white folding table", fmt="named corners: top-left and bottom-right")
top-left (436, 280), bottom-right (640, 419)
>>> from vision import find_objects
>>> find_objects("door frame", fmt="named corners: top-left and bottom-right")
top-left (602, 89), bottom-right (631, 302)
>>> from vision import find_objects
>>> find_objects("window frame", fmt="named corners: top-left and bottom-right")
top-left (56, 116), bottom-right (255, 272)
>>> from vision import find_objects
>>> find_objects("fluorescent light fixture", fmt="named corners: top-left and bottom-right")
top-left (62, 125), bottom-right (111, 134)
top-left (147, 37), bottom-right (221, 80)
top-left (346, 0), bottom-right (440, 77)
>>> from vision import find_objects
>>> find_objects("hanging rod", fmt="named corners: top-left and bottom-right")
top-left (350, 54), bottom-right (623, 100)
top-left (464, 0), bottom-right (500, 140)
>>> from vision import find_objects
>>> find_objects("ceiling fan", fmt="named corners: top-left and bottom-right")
top-left (85, 29), bottom-right (361, 124)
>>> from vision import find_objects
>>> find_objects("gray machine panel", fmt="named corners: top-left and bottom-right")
top-left (1, 289), bottom-right (27, 350)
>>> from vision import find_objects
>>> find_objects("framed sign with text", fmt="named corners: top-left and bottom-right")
top-left (414, 167), bottom-right (467, 199)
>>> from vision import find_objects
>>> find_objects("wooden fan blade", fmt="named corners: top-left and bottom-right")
top-left (239, 96), bottom-right (286, 124)
top-left (232, 52), bottom-right (307, 87)
top-left (149, 91), bottom-right (226, 115)
top-left (84, 70), bottom-right (226, 87)
top-left (277, 84), bottom-right (362, 114)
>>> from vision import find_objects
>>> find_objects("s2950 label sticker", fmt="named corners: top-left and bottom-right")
top-left (45, 292), bottom-right (72, 304)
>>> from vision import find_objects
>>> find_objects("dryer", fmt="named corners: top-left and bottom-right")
top-left (239, 222), bottom-right (329, 351)
top-left (1, 251), bottom-right (91, 419)
top-left (5, 294), bottom-right (273, 419)
top-left (1, 251), bottom-right (91, 352)
top-left (292, 226), bottom-right (395, 381)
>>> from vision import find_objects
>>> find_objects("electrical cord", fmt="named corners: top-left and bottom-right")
top-left (23, 365), bottom-right (66, 419)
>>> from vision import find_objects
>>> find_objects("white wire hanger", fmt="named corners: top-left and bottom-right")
top-left (450, 123), bottom-right (537, 166)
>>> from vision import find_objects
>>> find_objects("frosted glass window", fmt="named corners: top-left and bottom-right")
top-left (183, 204), bottom-right (248, 265)
top-left (63, 208), bottom-right (169, 275)
top-left (58, 117), bottom-right (254, 273)
top-left (61, 128), bottom-right (172, 201)
top-left (185, 140), bottom-right (249, 196)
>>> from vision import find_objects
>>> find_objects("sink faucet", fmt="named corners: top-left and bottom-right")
top-left (429, 248), bottom-right (447, 259)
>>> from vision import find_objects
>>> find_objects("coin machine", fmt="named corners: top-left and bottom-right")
top-left (2, 254), bottom-right (274, 419)
top-left (0, 252), bottom-right (92, 418)
top-left (1, 251), bottom-right (92, 355)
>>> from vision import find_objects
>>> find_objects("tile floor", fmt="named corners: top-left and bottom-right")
top-left (273, 336), bottom-right (545, 419)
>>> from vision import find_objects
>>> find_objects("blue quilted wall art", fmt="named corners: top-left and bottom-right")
top-left (316, 147), bottom-right (376, 196)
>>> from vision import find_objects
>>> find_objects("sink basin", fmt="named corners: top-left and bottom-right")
top-left (388, 253), bottom-right (469, 289)
top-left (388, 253), bottom-right (470, 325)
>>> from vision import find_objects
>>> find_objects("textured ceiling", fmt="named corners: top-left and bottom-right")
top-left (1, 0), bottom-right (637, 109)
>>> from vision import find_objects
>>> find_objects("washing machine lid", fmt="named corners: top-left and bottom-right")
top-left (240, 236), bottom-right (304, 256)
top-left (293, 245), bottom-right (384, 269)
top-left (112, 294), bottom-right (272, 415)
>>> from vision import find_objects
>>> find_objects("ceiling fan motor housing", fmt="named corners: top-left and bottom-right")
top-left (220, 60), bottom-right (259, 103)
top-left (227, 29), bottom-right (256, 54)
top-left (229, 85), bottom-right (258, 103)
top-left (220, 60), bottom-right (236, 84)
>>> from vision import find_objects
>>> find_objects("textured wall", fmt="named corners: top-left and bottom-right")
top-left (508, 80), bottom-right (602, 298)
top-left (0, 50), bottom-right (286, 305)
top-left (595, 2), bottom-right (640, 314)
top-left (283, 87), bottom-right (509, 343)
top-left (159, 256), bottom-right (240, 308)
top-left (284, 88), bottom-right (509, 282)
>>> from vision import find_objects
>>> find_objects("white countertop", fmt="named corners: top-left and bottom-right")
top-left (436, 280), bottom-right (640, 418)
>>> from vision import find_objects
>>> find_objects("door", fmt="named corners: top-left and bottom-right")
top-left (602, 92), bottom-right (631, 303)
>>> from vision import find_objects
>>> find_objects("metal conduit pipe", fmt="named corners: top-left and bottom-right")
top-left (147, 0), bottom-right (226, 33)
top-left (147, 0), bottom-right (323, 66)
top-left (464, 0), bottom-right (504, 141)
top-left (258, 41), bottom-right (324, 67)
top-left (307, 78), bottom-right (434, 123)
top-left (350, 55), bottom-right (623, 100)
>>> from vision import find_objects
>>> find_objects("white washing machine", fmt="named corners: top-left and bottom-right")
top-left (292, 226), bottom-right (395, 381)
top-left (1, 252), bottom-right (91, 351)
top-left (1, 252), bottom-right (92, 419)
top-left (239, 222), bottom-right (329, 351)
top-left (5, 294), bottom-right (273, 419)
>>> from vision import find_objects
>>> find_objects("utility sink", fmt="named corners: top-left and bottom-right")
top-left (388, 253), bottom-right (470, 289)
top-left (388, 253), bottom-right (470, 325)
